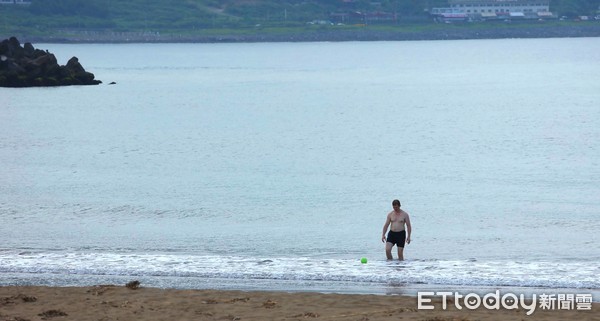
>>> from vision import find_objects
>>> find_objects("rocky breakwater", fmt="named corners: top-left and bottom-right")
top-left (0, 37), bottom-right (101, 87)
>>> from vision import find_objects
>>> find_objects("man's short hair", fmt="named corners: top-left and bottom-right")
top-left (392, 199), bottom-right (401, 207)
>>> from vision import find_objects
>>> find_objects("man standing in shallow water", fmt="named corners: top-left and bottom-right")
top-left (381, 199), bottom-right (412, 260)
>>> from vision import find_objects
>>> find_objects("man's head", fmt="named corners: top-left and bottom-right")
top-left (392, 199), bottom-right (401, 209)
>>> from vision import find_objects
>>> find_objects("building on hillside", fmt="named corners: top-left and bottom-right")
top-left (431, 0), bottom-right (553, 22)
top-left (0, 0), bottom-right (31, 4)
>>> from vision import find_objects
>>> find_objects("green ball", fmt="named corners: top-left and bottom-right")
top-left (360, 257), bottom-right (367, 264)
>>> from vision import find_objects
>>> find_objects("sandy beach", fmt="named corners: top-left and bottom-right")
top-left (1, 284), bottom-right (598, 321)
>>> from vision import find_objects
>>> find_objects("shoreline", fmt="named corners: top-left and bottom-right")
top-left (5, 23), bottom-right (600, 44)
top-left (4, 272), bottom-right (599, 301)
top-left (1, 285), bottom-right (598, 320)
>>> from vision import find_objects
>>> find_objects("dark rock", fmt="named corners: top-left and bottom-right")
top-left (7, 37), bottom-right (24, 59)
top-left (66, 56), bottom-right (85, 74)
top-left (126, 280), bottom-right (141, 290)
top-left (38, 309), bottom-right (68, 319)
top-left (32, 53), bottom-right (57, 67)
top-left (23, 42), bottom-right (35, 57)
top-left (0, 37), bottom-right (101, 87)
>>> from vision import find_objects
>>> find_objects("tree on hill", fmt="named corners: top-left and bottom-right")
top-left (550, 0), bottom-right (600, 16)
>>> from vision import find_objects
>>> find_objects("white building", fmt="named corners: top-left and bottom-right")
top-left (432, 0), bottom-right (552, 20)
top-left (0, 0), bottom-right (32, 4)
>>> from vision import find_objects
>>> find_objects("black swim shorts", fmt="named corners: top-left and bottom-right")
top-left (386, 230), bottom-right (406, 248)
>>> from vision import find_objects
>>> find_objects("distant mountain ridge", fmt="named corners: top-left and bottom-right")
top-left (1, 0), bottom-right (599, 43)
top-left (2, 0), bottom-right (598, 32)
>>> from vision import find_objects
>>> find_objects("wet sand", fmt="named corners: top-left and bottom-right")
top-left (1, 284), bottom-right (598, 321)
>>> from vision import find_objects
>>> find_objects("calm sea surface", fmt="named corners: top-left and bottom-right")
top-left (1, 38), bottom-right (599, 297)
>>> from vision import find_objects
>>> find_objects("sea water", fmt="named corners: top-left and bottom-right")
top-left (0, 38), bottom-right (599, 298)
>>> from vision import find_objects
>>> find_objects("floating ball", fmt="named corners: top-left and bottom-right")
top-left (360, 257), bottom-right (368, 264)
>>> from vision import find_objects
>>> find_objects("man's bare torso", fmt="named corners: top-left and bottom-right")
top-left (388, 210), bottom-right (408, 232)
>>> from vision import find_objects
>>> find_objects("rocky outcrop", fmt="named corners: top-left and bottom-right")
top-left (0, 37), bottom-right (101, 87)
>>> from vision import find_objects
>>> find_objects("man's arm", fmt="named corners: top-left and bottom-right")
top-left (405, 213), bottom-right (412, 244)
top-left (382, 214), bottom-right (391, 243)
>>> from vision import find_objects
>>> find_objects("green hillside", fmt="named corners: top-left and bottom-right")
top-left (1, 0), bottom-right (598, 38)
top-left (0, 0), bottom-right (444, 31)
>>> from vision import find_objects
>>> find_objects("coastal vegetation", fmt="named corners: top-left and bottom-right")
top-left (0, 0), bottom-right (599, 41)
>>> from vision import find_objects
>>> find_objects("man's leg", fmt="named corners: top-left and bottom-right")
top-left (385, 242), bottom-right (394, 260)
top-left (397, 246), bottom-right (404, 261)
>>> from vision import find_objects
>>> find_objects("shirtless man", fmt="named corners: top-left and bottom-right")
top-left (381, 199), bottom-right (412, 260)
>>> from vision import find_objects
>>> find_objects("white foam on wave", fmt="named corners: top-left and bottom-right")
top-left (0, 250), bottom-right (597, 290)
